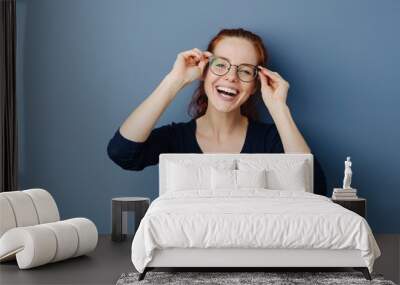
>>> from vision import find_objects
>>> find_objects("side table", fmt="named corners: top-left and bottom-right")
top-left (331, 197), bottom-right (366, 218)
top-left (112, 197), bottom-right (150, 242)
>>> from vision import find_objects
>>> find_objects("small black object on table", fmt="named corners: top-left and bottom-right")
top-left (111, 197), bottom-right (150, 242)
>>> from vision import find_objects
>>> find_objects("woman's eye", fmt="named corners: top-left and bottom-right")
top-left (240, 70), bottom-right (252, 75)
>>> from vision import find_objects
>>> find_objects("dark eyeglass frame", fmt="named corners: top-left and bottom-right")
top-left (208, 56), bottom-right (259, 82)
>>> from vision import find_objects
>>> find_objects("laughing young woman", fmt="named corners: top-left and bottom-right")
top-left (107, 28), bottom-right (326, 195)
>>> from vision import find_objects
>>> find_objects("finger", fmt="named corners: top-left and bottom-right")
top-left (258, 70), bottom-right (267, 86)
top-left (257, 66), bottom-right (281, 79)
top-left (258, 67), bottom-right (285, 83)
top-left (193, 48), bottom-right (202, 54)
top-left (203, 51), bottom-right (213, 58)
top-left (262, 71), bottom-right (280, 90)
top-left (192, 48), bottom-right (204, 59)
top-left (198, 60), bottom-right (207, 73)
top-left (180, 52), bottom-right (202, 65)
top-left (257, 67), bottom-right (277, 86)
top-left (258, 71), bottom-right (273, 91)
top-left (180, 49), bottom-right (198, 56)
top-left (195, 49), bottom-right (213, 62)
top-left (193, 48), bottom-right (208, 59)
top-left (180, 50), bottom-right (201, 61)
top-left (193, 49), bottom-right (212, 64)
top-left (258, 66), bottom-right (289, 87)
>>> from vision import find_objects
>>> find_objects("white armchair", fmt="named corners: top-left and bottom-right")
top-left (0, 188), bottom-right (98, 269)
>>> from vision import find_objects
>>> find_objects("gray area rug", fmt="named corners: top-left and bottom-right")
top-left (116, 271), bottom-right (396, 285)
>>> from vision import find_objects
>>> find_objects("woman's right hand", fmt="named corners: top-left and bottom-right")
top-left (168, 48), bottom-right (213, 87)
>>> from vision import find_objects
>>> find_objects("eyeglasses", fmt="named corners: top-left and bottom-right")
top-left (208, 56), bottom-right (258, 82)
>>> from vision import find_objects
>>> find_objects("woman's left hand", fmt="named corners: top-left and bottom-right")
top-left (257, 66), bottom-right (290, 114)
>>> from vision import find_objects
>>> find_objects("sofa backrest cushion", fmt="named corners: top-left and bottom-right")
top-left (0, 189), bottom-right (60, 238)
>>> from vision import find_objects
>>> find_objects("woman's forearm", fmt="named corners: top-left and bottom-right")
top-left (119, 73), bottom-right (185, 142)
top-left (270, 105), bottom-right (311, 154)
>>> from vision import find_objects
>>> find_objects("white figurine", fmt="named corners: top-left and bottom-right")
top-left (342, 156), bottom-right (353, 189)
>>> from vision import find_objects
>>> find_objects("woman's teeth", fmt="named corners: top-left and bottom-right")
top-left (216, 89), bottom-right (239, 102)
top-left (216, 86), bottom-right (238, 97)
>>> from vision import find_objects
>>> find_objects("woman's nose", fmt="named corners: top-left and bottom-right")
top-left (224, 66), bottom-right (239, 82)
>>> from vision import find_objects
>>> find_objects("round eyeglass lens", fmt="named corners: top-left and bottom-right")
top-left (210, 57), bottom-right (230, 75)
top-left (237, 65), bottom-right (256, 82)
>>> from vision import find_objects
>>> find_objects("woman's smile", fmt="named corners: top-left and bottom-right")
top-left (215, 85), bottom-right (240, 102)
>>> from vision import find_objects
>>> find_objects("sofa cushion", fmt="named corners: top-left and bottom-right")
top-left (0, 189), bottom-right (60, 238)
top-left (0, 218), bottom-right (97, 269)
top-left (24, 189), bottom-right (60, 224)
top-left (0, 196), bottom-right (17, 237)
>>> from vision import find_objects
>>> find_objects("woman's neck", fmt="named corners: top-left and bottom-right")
top-left (198, 109), bottom-right (247, 139)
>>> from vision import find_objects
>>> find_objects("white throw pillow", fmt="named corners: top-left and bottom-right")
top-left (236, 169), bottom-right (267, 188)
top-left (211, 168), bottom-right (267, 190)
top-left (237, 159), bottom-right (309, 191)
top-left (167, 160), bottom-right (235, 192)
top-left (266, 161), bottom-right (308, 191)
top-left (167, 162), bottom-right (210, 191)
top-left (211, 168), bottom-right (236, 190)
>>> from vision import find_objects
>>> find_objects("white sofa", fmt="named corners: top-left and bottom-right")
top-left (0, 188), bottom-right (98, 269)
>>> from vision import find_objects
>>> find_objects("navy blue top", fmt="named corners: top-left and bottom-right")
top-left (107, 118), bottom-right (327, 196)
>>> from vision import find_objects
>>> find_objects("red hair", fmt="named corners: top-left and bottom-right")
top-left (187, 28), bottom-right (269, 121)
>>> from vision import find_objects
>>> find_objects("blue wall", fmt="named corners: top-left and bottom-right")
top-left (16, 0), bottom-right (400, 234)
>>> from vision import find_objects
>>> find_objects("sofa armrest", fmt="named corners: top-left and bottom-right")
top-left (0, 218), bottom-right (98, 269)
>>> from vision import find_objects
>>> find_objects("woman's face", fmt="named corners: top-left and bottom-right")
top-left (204, 37), bottom-right (259, 113)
